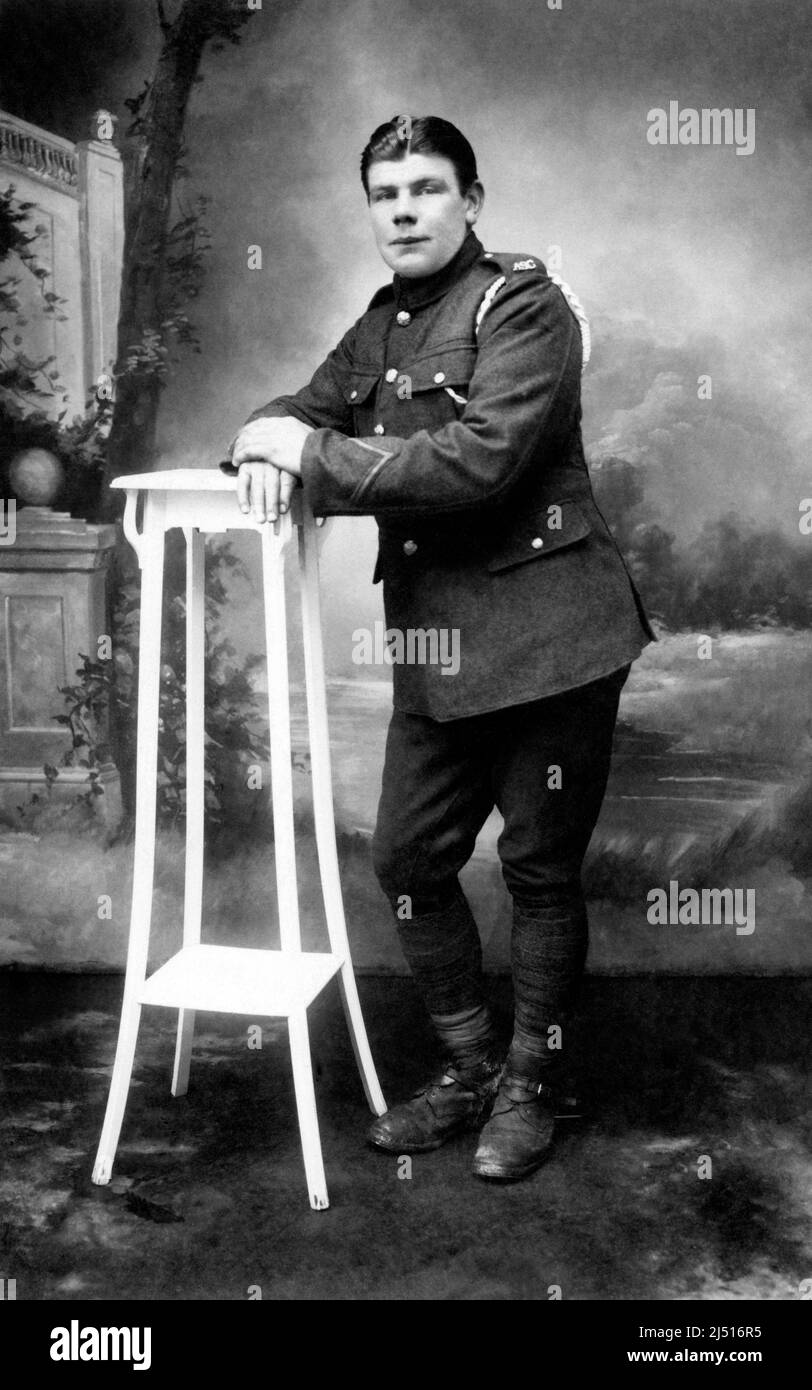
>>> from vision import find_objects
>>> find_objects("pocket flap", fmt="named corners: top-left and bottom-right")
top-left (406, 346), bottom-right (478, 393)
top-left (343, 371), bottom-right (379, 405)
top-left (487, 500), bottom-right (592, 572)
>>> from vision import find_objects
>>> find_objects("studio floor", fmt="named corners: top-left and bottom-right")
top-left (1, 973), bottom-right (810, 1301)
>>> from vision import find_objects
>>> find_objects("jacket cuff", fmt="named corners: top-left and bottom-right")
top-left (300, 429), bottom-right (392, 516)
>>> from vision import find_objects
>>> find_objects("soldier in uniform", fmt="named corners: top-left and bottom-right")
top-left (223, 116), bottom-right (655, 1180)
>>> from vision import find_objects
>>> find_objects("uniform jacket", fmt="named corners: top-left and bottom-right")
top-left (225, 230), bottom-right (655, 719)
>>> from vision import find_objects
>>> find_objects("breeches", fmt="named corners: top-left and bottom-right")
top-left (371, 664), bottom-right (630, 1048)
top-left (372, 664), bottom-right (630, 913)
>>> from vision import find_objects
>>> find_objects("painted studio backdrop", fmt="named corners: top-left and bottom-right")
top-left (1, 0), bottom-right (810, 979)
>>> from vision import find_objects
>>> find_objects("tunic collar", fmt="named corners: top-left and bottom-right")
top-left (393, 230), bottom-right (484, 311)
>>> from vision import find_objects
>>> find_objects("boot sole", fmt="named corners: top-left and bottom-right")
top-left (471, 1155), bottom-right (549, 1181)
top-left (367, 1118), bottom-right (482, 1155)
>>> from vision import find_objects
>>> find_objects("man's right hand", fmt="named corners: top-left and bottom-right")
top-left (235, 461), bottom-right (299, 524)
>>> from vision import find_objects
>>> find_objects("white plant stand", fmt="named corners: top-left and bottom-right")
top-left (91, 470), bottom-right (386, 1210)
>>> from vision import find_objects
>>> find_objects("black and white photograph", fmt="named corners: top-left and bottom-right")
top-left (0, 0), bottom-right (810, 1341)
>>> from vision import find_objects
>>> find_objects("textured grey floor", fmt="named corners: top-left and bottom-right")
top-left (1, 974), bottom-right (810, 1300)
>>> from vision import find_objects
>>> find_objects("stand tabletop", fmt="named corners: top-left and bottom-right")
top-left (111, 468), bottom-right (312, 534)
top-left (111, 468), bottom-right (239, 492)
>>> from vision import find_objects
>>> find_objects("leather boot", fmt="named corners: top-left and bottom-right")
top-left (471, 1070), bottom-right (556, 1180)
top-left (367, 1056), bottom-right (503, 1154)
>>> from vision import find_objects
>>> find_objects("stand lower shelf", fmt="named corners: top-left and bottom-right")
top-left (139, 944), bottom-right (345, 1016)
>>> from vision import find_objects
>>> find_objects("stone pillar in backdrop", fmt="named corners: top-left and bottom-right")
top-left (0, 111), bottom-right (125, 824)
top-left (0, 503), bottom-right (120, 823)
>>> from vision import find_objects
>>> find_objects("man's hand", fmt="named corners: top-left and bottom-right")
top-left (237, 462), bottom-right (299, 523)
top-left (232, 416), bottom-right (312, 475)
top-left (230, 416), bottom-right (314, 522)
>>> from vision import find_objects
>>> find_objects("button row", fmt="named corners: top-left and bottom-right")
top-left (381, 367), bottom-right (446, 383)
top-left (398, 537), bottom-right (542, 558)
top-left (396, 537), bottom-right (543, 558)
top-left (397, 535), bottom-right (543, 558)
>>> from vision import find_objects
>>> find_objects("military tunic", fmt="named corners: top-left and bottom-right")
top-left (225, 230), bottom-right (654, 719)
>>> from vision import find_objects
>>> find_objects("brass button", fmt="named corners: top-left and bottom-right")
top-left (385, 368), bottom-right (398, 383)
top-left (433, 371), bottom-right (446, 384)
top-left (403, 539), bottom-right (417, 555)
top-left (350, 389), bottom-right (358, 400)
top-left (374, 423), bottom-right (385, 435)
top-left (396, 310), bottom-right (411, 326)
top-left (531, 536), bottom-right (544, 550)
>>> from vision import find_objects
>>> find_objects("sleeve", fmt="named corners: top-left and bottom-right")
top-left (219, 320), bottom-right (358, 474)
top-left (298, 275), bottom-right (582, 517)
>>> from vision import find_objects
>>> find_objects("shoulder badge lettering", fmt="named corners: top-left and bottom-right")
top-left (512, 258), bottom-right (537, 271)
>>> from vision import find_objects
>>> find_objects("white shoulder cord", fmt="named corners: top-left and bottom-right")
top-left (548, 273), bottom-right (591, 371)
top-left (474, 275), bottom-right (507, 335)
top-left (475, 268), bottom-right (591, 372)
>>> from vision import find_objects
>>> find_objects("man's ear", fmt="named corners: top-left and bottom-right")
top-left (464, 179), bottom-right (485, 225)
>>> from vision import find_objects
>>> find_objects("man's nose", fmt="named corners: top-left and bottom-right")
top-left (392, 198), bottom-right (417, 224)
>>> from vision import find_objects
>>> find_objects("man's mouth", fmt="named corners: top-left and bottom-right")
top-left (391, 236), bottom-right (428, 245)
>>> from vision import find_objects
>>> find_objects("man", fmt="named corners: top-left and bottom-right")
top-left (223, 116), bottom-right (655, 1181)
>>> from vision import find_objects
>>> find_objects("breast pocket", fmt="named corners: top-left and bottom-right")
top-left (486, 500), bottom-right (592, 572)
top-left (395, 344), bottom-right (478, 428)
top-left (343, 370), bottom-right (380, 435)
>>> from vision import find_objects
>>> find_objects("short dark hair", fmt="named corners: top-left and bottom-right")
top-left (360, 115), bottom-right (478, 197)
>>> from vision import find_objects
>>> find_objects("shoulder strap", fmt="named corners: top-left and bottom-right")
top-left (475, 254), bottom-right (591, 371)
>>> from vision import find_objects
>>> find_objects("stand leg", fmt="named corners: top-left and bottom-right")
top-left (260, 523), bottom-right (301, 952)
top-left (172, 527), bottom-right (205, 1097)
top-left (262, 524), bottom-right (331, 1202)
top-left (288, 1008), bottom-right (329, 1210)
top-left (298, 510), bottom-right (386, 1116)
top-left (335, 967), bottom-right (386, 1116)
top-left (93, 500), bottom-right (166, 1184)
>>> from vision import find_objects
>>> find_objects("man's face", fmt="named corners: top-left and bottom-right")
top-left (366, 151), bottom-right (484, 278)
